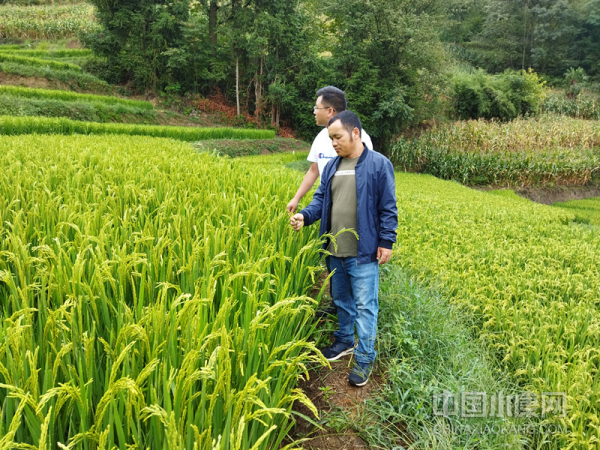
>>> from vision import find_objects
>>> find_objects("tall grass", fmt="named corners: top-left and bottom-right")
top-left (357, 266), bottom-right (529, 449)
top-left (0, 115), bottom-right (276, 140)
top-left (0, 3), bottom-right (99, 39)
top-left (390, 116), bottom-right (600, 186)
top-left (0, 85), bottom-right (153, 110)
top-left (0, 134), bottom-right (326, 448)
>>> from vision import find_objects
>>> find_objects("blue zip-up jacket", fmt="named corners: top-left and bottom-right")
top-left (299, 144), bottom-right (398, 264)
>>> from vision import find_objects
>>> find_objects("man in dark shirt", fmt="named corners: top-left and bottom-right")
top-left (290, 110), bottom-right (398, 387)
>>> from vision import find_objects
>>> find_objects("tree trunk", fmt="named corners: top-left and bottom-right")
top-left (522, 1), bottom-right (528, 70)
top-left (254, 53), bottom-right (264, 116)
top-left (236, 57), bottom-right (240, 116)
top-left (209, 0), bottom-right (218, 50)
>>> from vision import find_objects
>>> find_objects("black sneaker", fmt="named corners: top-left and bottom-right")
top-left (319, 340), bottom-right (356, 361)
top-left (348, 361), bottom-right (373, 387)
top-left (315, 305), bottom-right (337, 319)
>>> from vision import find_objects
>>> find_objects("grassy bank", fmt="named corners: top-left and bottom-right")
top-left (0, 85), bottom-right (151, 109)
top-left (0, 94), bottom-right (157, 123)
top-left (356, 266), bottom-right (530, 449)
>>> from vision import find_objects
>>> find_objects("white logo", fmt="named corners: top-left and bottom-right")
top-left (334, 170), bottom-right (355, 177)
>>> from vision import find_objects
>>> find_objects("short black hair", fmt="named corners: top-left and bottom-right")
top-left (328, 110), bottom-right (362, 138)
top-left (316, 86), bottom-right (347, 113)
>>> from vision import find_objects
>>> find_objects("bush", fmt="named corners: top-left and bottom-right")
top-left (452, 69), bottom-right (547, 120)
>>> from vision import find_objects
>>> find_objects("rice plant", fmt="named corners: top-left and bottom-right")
top-left (0, 85), bottom-right (153, 110)
top-left (0, 53), bottom-right (82, 71)
top-left (0, 115), bottom-right (276, 140)
top-left (0, 134), bottom-right (326, 448)
top-left (0, 60), bottom-right (110, 91)
top-left (0, 48), bottom-right (93, 58)
top-left (552, 196), bottom-right (600, 226)
top-left (393, 173), bottom-right (600, 449)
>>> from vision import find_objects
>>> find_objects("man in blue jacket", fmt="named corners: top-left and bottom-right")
top-left (290, 110), bottom-right (398, 387)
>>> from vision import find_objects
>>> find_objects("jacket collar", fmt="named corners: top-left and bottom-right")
top-left (326, 143), bottom-right (370, 184)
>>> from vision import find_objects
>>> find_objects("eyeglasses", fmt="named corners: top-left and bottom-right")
top-left (313, 106), bottom-right (335, 112)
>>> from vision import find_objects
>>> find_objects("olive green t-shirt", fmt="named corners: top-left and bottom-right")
top-left (327, 156), bottom-right (359, 257)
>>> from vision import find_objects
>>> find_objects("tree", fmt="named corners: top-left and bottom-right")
top-left (82, 0), bottom-right (191, 91)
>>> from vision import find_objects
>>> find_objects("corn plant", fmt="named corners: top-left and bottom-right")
top-left (390, 116), bottom-right (600, 186)
top-left (0, 134), bottom-right (327, 449)
top-left (0, 115), bottom-right (276, 140)
top-left (0, 86), bottom-right (153, 110)
top-left (0, 4), bottom-right (99, 39)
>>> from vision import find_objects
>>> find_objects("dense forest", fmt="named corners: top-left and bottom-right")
top-left (82, 0), bottom-right (600, 146)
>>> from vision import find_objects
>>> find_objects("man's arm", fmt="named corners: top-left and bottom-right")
top-left (376, 159), bottom-right (398, 263)
top-left (287, 162), bottom-right (319, 212)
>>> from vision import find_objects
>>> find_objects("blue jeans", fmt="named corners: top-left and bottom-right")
top-left (327, 255), bottom-right (379, 364)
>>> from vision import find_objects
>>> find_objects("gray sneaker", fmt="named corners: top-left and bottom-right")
top-left (319, 340), bottom-right (356, 361)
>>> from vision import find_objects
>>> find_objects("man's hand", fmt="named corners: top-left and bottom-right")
top-left (290, 213), bottom-right (304, 231)
top-left (377, 247), bottom-right (392, 265)
top-left (286, 198), bottom-right (299, 213)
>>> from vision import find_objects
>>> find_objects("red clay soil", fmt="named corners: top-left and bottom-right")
top-left (515, 184), bottom-right (600, 205)
top-left (289, 355), bottom-right (384, 450)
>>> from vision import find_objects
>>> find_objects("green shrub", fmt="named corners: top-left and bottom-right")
top-left (0, 85), bottom-right (153, 109)
top-left (0, 115), bottom-right (276, 140)
top-left (452, 69), bottom-right (547, 121)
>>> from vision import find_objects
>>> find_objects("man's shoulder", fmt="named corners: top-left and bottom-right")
top-left (312, 127), bottom-right (331, 143)
top-left (367, 148), bottom-right (390, 163)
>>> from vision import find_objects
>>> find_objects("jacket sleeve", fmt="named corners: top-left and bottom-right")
top-left (377, 159), bottom-right (398, 249)
top-left (299, 172), bottom-right (326, 227)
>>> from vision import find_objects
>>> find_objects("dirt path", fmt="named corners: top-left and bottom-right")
top-left (474, 184), bottom-right (600, 204)
top-left (285, 270), bottom-right (384, 450)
